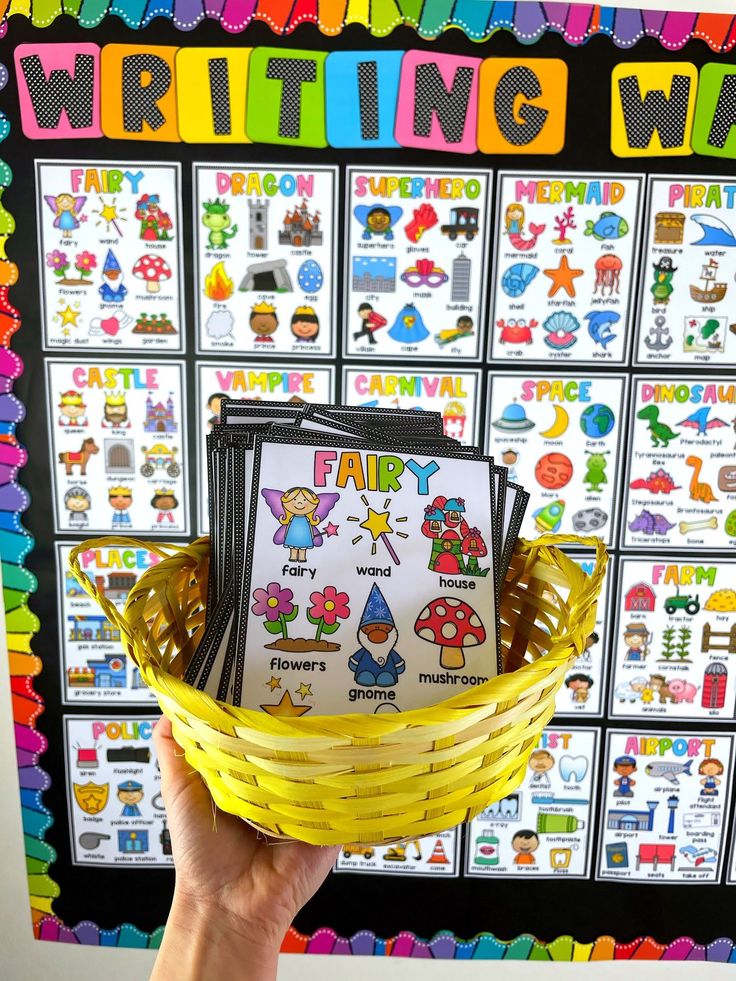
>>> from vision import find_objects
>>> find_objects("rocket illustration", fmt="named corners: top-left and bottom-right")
top-left (532, 500), bottom-right (565, 533)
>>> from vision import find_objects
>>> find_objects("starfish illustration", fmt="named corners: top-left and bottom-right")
top-left (295, 682), bottom-right (313, 700)
top-left (260, 689), bottom-right (312, 717)
top-left (543, 255), bottom-right (584, 298)
top-left (266, 676), bottom-right (282, 692)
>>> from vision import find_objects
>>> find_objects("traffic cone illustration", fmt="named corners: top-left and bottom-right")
top-left (427, 838), bottom-right (450, 865)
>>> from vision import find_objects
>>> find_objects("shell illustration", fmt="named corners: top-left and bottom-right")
top-left (501, 262), bottom-right (539, 298)
top-left (543, 311), bottom-right (580, 350)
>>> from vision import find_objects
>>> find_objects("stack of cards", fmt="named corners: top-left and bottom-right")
top-left (185, 401), bottom-right (529, 715)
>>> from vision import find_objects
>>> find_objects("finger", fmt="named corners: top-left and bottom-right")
top-left (153, 715), bottom-right (204, 804)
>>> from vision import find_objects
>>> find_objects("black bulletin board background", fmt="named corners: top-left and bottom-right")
top-left (6, 13), bottom-right (736, 946)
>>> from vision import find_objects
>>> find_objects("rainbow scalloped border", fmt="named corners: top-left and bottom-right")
top-left (4, 1), bottom-right (736, 961)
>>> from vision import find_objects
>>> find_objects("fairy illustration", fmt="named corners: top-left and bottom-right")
top-left (44, 193), bottom-right (87, 236)
top-left (261, 487), bottom-right (340, 563)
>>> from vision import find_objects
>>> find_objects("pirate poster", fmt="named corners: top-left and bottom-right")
top-left (635, 176), bottom-right (736, 368)
top-left (46, 358), bottom-right (188, 535)
top-left (341, 366), bottom-right (482, 445)
top-left (195, 362), bottom-right (335, 532)
top-left (610, 557), bottom-right (736, 722)
top-left (335, 829), bottom-right (459, 878)
top-left (344, 167), bottom-right (491, 361)
top-left (554, 554), bottom-right (613, 718)
top-left (490, 172), bottom-right (643, 366)
top-left (623, 376), bottom-right (736, 552)
top-left (64, 715), bottom-right (172, 868)
top-left (36, 161), bottom-right (183, 353)
top-left (194, 164), bottom-right (337, 357)
top-left (57, 543), bottom-right (160, 705)
top-left (597, 730), bottom-right (735, 884)
top-left (466, 728), bottom-right (599, 879)
top-left (486, 372), bottom-right (628, 545)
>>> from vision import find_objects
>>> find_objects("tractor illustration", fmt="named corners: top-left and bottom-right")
top-left (440, 207), bottom-right (479, 242)
top-left (664, 591), bottom-right (700, 616)
top-left (140, 444), bottom-right (180, 478)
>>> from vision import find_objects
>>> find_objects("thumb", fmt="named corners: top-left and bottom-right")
top-left (153, 715), bottom-right (208, 811)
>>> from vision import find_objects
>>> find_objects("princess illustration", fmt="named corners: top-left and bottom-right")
top-left (261, 486), bottom-right (340, 563)
top-left (44, 193), bottom-right (86, 236)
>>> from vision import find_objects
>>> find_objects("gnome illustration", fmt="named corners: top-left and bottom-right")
top-left (348, 584), bottom-right (405, 687)
top-left (99, 249), bottom-right (128, 302)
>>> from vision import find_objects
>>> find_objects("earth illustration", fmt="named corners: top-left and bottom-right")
top-left (580, 402), bottom-right (615, 438)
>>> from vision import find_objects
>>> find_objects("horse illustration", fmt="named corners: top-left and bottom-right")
top-left (59, 438), bottom-right (99, 475)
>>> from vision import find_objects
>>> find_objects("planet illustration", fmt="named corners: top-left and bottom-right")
top-left (690, 214), bottom-right (736, 248)
top-left (535, 452), bottom-right (573, 490)
top-left (580, 403), bottom-right (615, 438)
top-left (297, 259), bottom-right (324, 293)
top-left (492, 400), bottom-right (535, 432)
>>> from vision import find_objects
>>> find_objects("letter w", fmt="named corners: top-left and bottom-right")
top-left (19, 53), bottom-right (96, 130)
top-left (618, 73), bottom-right (691, 149)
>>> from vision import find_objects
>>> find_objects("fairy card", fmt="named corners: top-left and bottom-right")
top-left (489, 172), bottom-right (643, 366)
top-left (58, 543), bottom-right (159, 705)
top-left (194, 164), bottom-right (337, 357)
top-left (36, 161), bottom-right (184, 352)
top-left (335, 829), bottom-right (459, 878)
top-left (46, 358), bottom-right (188, 535)
top-left (610, 557), bottom-right (736, 722)
top-left (635, 176), bottom-right (736, 368)
top-left (213, 435), bottom-right (499, 712)
top-left (466, 728), bottom-right (599, 879)
top-left (64, 715), bottom-right (172, 868)
top-left (597, 729), bottom-right (734, 884)
top-left (486, 372), bottom-right (627, 546)
top-left (554, 553), bottom-right (613, 718)
top-left (341, 366), bottom-right (482, 446)
top-left (344, 167), bottom-right (491, 361)
top-left (196, 363), bottom-right (335, 532)
top-left (623, 376), bottom-right (736, 552)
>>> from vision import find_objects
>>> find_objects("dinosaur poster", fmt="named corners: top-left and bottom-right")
top-left (489, 172), bottom-right (643, 366)
top-left (635, 176), bottom-right (736, 368)
top-left (36, 161), bottom-right (184, 353)
top-left (46, 359), bottom-right (188, 534)
top-left (466, 727), bottom-right (599, 879)
top-left (341, 366), bottom-right (482, 446)
top-left (623, 376), bottom-right (736, 551)
top-left (335, 829), bottom-right (460, 877)
top-left (610, 558), bottom-right (736, 721)
top-left (194, 164), bottom-right (337, 357)
top-left (597, 730), bottom-right (735, 884)
top-left (486, 372), bottom-right (627, 545)
top-left (344, 167), bottom-right (491, 361)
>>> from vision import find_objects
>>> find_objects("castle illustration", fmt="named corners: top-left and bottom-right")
top-left (144, 392), bottom-right (177, 433)
top-left (278, 200), bottom-right (322, 247)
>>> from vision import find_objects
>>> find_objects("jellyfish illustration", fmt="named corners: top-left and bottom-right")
top-left (593, 254), bottom-right (623, 296)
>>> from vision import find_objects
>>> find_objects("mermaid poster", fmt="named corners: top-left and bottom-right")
top-left (490, 171), bottom-right (644, 367)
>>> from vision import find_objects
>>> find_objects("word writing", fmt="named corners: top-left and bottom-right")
top-left (313, 451), bottom-right (439, 495)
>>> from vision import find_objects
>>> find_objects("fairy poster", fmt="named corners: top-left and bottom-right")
top-left (635, 176), bottom-right (736, 368)
top-left (57, 543), bottom-right (160, 705)
top-left (46, 359), bottom-right (188, 535)
top-left (194, 164), bottom-right (337, 357)
top-left (597, 730), bottom-right (734, 884)
top-left (489, 172), bottom-right (643, 366)
top-left (344, 167), bottom-right (491, 361)
top-left (36, 161), bottom-right (184, 352)
top-left (195, 362), bottom-right (335, 532)
top-left (341, 366), bottom-right (482, 445)
top-left (610, 558), bottom-right (736, 722)
top-left (486, 372), bottom-right (628, 545)
top-left (623, 376), bottom-right (736, 552)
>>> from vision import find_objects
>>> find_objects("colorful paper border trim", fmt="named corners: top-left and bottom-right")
top-left (3, 1), bottom-right (736, 50)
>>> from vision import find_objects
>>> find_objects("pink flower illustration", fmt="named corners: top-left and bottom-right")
top-left (75, 251), bottom-right (97, 275)
top-left (252, 582), bottom-right (294, 621)
top-left (308, 587), bottom-right (350, 626)
top-left (46, 249), bottom-right (69, 272)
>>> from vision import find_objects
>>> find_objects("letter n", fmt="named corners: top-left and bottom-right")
top-left (611, 63), bottom-right (696, 157)
top-left (394, 51), bottom-right (480, 153)
top-left (14, 44), bottom-right (102, 139)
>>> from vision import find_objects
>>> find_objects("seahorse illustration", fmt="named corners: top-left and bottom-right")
top-left (686, 455), bottom-right (718, 504)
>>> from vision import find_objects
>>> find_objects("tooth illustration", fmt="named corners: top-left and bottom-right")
top-left (559, 755), bottom-right (589, 782)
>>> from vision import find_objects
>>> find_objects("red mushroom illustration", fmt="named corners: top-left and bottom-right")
top-left (414, 597), bottom-right (486, 669)
top-left (461, 527), bottom-right (488, 577)
top-left (133, 254), bottom-right (172, 294)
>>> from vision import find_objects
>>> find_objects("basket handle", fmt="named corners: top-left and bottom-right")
top-left (68, 537), bottom-right (206, 646)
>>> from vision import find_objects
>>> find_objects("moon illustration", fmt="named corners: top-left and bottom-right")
top-left (540, 405), bottom-right (569, 439)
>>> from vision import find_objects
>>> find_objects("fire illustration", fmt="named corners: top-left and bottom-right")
top-left (204, 261), bottom-right (234, 301)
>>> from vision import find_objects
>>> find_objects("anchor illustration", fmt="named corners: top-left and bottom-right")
top-left (644, 314), bottom-right (672, 351)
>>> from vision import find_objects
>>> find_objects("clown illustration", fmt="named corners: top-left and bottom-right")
top-left (348, 584), bottom-right (405, 687)
top-left (261, 487), bottom-right (340, 563)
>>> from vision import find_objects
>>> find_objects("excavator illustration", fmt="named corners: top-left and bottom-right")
top-left (383, 840), bottom-right (422, 862)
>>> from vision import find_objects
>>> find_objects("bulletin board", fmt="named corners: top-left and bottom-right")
top-left (5, 0), bottom-right (736, 965)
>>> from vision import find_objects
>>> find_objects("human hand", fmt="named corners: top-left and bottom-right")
top-left (151, 716), bottom-right (339, 981)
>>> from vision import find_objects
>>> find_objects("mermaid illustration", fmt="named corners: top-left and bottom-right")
top-left (261, 486), bottom-right (340, 563)
top-left (504, 202), bottom-right (545, 252)
top-left (44, 192), bottom-right (87, 236)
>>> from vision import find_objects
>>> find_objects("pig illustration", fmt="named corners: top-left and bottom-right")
top-left (668, 678), bottom-right (698, 703)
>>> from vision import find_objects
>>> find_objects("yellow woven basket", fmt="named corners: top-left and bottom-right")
top-left (69, 534), bottom-right (606, 846)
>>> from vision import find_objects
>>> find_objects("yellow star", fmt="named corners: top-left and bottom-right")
top-left (295, 682), bottom-right (313, 700)
top-left (100, 202), bottom-right (119, 224)
top-left (360, 507), bottom-right (393, 541)
top-left (260, 689), bottom-right (312, 717)
top-left (59, 305), bottom-right (80, 327)
top-left (266, 676), bottom-right (282, 692)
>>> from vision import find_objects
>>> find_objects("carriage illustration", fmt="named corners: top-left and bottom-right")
top-left (140, 443), bottom-right (180, 478)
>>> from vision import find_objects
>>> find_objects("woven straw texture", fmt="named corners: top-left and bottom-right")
top-left (69, 534), bottom-right (606, 846)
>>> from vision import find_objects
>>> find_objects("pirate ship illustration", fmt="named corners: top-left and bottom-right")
top-left (689, 258), bottom-right (727, 304)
